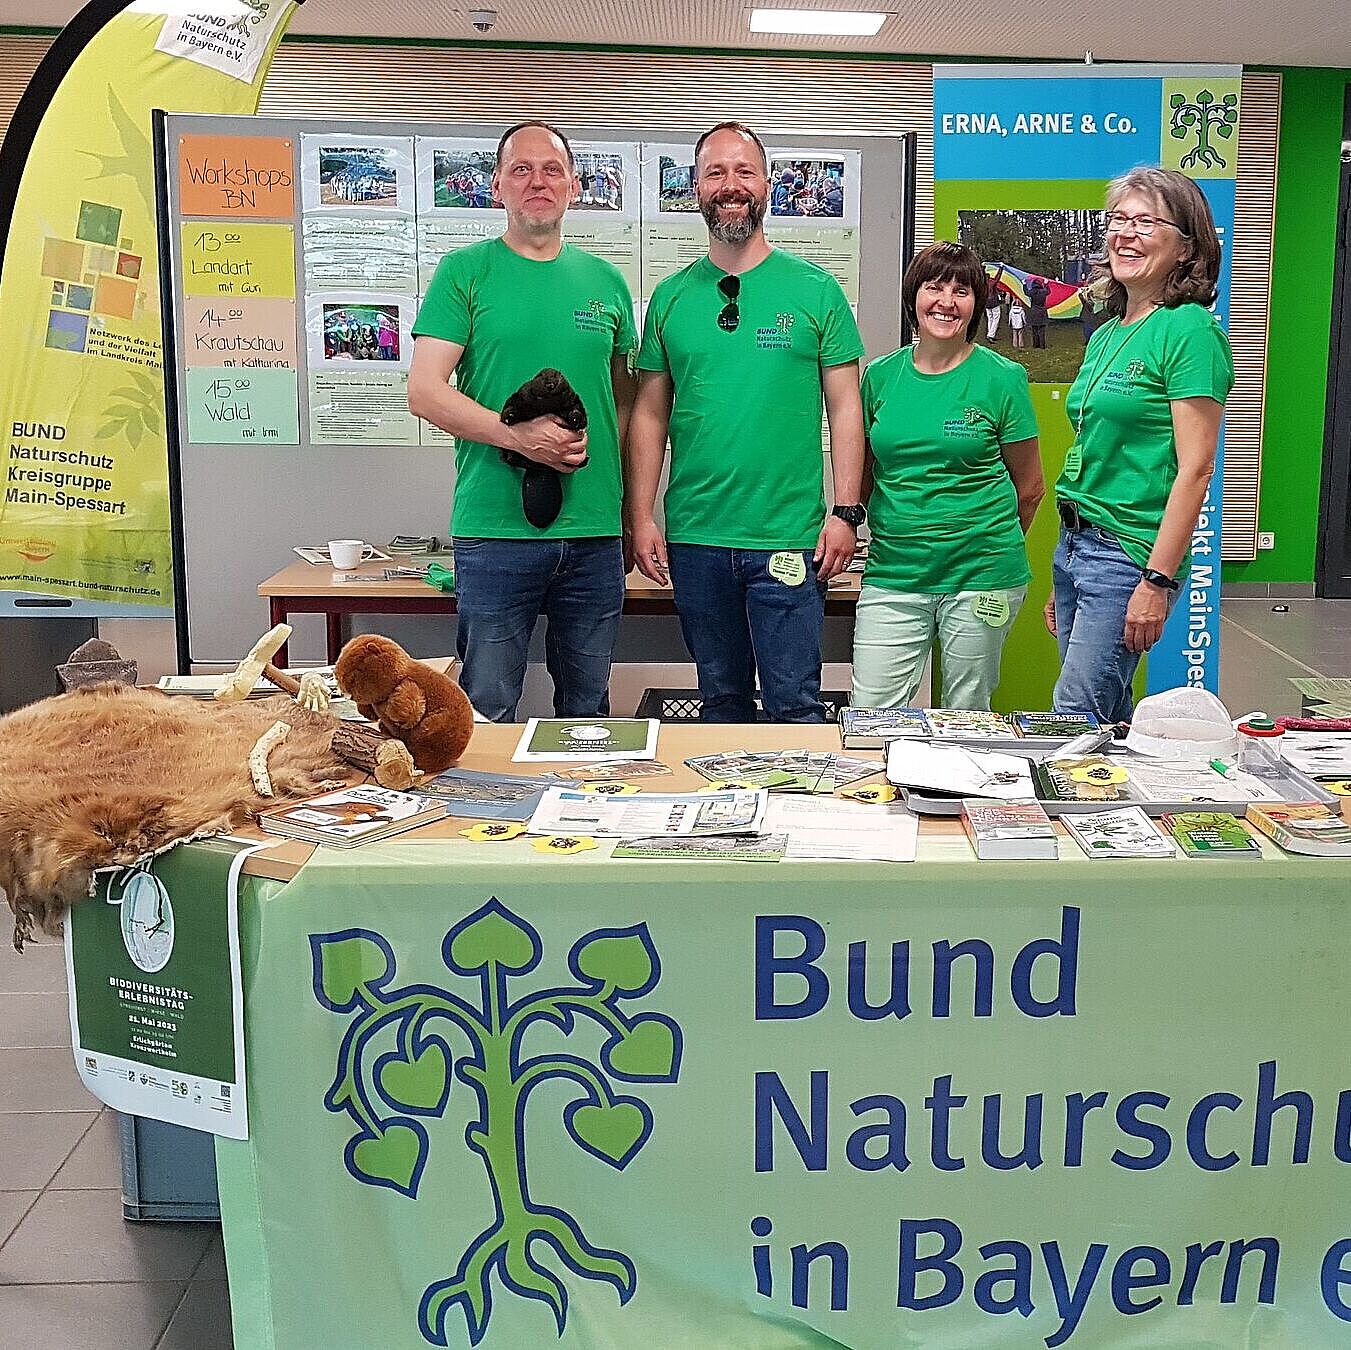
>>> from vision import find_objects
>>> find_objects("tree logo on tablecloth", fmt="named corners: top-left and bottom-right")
top-left (310, 900), bottom-right (683, 1346)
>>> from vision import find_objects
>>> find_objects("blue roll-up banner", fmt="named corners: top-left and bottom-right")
top-left (934, 63), bottom-right (1240, 702)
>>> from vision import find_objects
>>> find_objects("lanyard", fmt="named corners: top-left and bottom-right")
top-left (1073, 305), bottom-right (1159, 438)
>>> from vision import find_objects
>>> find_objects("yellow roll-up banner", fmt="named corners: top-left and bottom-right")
top-left (0, 1), bottom-right (297, 609)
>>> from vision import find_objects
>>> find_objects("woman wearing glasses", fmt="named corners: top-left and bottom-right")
top-left (850, 242), bottom-right (1043, 711)
top-left (1045, 167), bottom-right (1233, 722)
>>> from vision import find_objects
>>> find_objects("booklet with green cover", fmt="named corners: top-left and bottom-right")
top-left (512, 718), bottom-right (659, 762)
top-left (1163, 811), bottom-right (1263, 859)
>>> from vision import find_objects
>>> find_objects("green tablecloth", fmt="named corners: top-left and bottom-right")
top-left (217, 839), bottom-right (1351, 1348)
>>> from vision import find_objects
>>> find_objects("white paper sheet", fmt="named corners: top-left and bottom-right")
top-left (762, 796), bottom-right (918, 862)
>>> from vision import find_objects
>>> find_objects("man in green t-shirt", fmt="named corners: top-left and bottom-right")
top-left (628, 122), bottom-right (866, 722)
top-left (408, 121), bottom-right (637, 722)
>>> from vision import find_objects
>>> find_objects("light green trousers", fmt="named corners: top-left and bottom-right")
top-left (850, 583), bottom-right (1027, 710)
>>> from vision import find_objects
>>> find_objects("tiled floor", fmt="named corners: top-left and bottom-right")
top-left (2, 593), bottom-right (1350, 1348)
top-left (0, 911), bottom-right (230, 1350)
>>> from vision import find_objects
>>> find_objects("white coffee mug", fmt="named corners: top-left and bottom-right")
top-left (328, 539), bottom-right (368, 569)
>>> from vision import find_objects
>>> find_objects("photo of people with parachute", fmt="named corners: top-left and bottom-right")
top-left (959, 208), bottom-right (1108, 381)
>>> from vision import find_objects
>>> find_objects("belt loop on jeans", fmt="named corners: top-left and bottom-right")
top-left (1056, 498), bottom-right (1085, 532)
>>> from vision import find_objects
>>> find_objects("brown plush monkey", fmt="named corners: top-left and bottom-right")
top-left (334, 636), bottom-right (475, 775)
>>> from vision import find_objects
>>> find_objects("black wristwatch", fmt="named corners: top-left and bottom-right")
top-left (1141, 568), bottom-right (1180, 592)
top-left (831, 503), bottom-right (867, 529)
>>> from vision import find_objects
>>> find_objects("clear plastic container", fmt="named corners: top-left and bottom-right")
top-left (1236, 716), bottom-right (1286, 777)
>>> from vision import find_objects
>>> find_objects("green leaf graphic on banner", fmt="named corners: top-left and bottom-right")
top-left (445, 905), bottom-right (537, 972)
top-left (317, 935), bottom-right (391, 1009)
top-left (607, 1017), bottom-right (678, 1079)
top-left (312, 904), bottom-right (682, 1347)
top-left (351, 1124), bottom-right (423, 1192)
top-left (379, 1045), bottom-right (451, 1113)
top-left (567, 1101), bottom-right (647, 1165)
top-left (573, 931), bottom-right (654, 991)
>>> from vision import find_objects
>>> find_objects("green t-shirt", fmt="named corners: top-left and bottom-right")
top-left (636, 249), bottom-right (864, 549)
top-left (412, 238), bottom-right (637, 539)
top-left (861, 344), bottom-right (1038, 593)
top-left (1058, 302), bottom-right (1234, 570)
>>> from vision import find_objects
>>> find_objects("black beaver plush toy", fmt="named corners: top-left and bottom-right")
top-left (499, 367), bottom-right (588, 529)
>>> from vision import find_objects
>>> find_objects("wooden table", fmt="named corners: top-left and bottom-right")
top-left (241, 720), bottom-right (964, 882)
top-left (258, 560), bottom-right (862, 665)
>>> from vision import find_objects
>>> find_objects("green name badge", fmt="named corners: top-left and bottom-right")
top-left (1062, 442), bottom-right (1083, 480)
top-left (971, 592), bottom-right (1011, 628)
top-left (768, 551), bottom-right (806, 587)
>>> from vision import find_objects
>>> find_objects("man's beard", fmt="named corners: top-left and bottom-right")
top-left (700, 190), bottom-right (765, 245)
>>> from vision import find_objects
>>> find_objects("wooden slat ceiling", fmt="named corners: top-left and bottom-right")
top-left (2, 0), bottom-right (1351, 66)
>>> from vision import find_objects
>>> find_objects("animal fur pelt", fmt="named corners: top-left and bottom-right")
top-left (0, 684), bottom-right (351, 950)
top-left (499, 367), bottom-right (588, 529)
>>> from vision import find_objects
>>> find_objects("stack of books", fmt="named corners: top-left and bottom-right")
top-left (1062, 807), bottom-right (1175, 859)
top-left (1161, 811), bottom-right (1263, 860)
top-left (387, 535), bottom-right (444, 556)
top-left (1246, 803), bottom-right (1351, 856)
top-left (841, 706), bottom-right (1100, 748)
top-left (259, 785), bottom-right (446, 848)
top-left (961, 800), bottom-right (1058, 859)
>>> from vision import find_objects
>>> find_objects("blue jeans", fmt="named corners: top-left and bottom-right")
top-left (667, 544), bottom-right (826, 723)
top-left (1051, 525), bottom-right (1176, 723)
top-left (452, 536), bottom-right (623, 722)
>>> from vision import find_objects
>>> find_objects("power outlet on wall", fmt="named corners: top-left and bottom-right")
top-left (1256, 531), bottom-right (1276, 550)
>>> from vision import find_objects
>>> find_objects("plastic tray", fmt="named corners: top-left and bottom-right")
top-left (888, 743), bottom-right (1339, 818)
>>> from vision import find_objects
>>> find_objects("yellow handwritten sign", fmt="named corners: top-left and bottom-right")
top-left (181, 222), bottom-right (295, 299)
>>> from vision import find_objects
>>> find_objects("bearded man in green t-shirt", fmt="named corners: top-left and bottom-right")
top-left (628, 122), bottom-right (866, 723)
top-left (408, 121), bottom-right (637, 721)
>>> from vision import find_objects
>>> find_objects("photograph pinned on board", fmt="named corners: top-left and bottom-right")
top-left (769, 157), bottom-right (847, 219)
top-left (321, 303), bottom-right (402, 363)
top-left (319, 146), bottom-right (399, 207)
top-left (657, 154), bottom-right (698, 213)
top-left (301, 135), bottom-right (414, 215)
top-left (305, 292), bottom-right (416, 372)
top-left (573, 150), bottom-right (626, 212)
top-left (957, 207), bottom-right (1109, 383)
top-left (431, 146), bottom-right (498, 209)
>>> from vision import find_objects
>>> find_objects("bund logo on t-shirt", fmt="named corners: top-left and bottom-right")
top-left (1102, 358), bottom-right (1147, 398)
top-left (755, 311), bottom-right (796, 350)
top-left (942, 405), bottom-right (989, 441)
top-left (573, 297), bottom-right (611, 334)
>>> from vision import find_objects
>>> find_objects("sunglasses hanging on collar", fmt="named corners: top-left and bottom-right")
top-left (717, 274), bottom-right (740, 331)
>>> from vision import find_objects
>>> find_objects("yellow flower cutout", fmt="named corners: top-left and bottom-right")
top-left (460, 821), bottom-right (527, 842)
top-left (575, 782), bottom-right (641, 795)
top-left (532, 835), bottom-right (599, 855)
top-left (1322, 779), bottom-right (1351, 797)
top-left (1067, 762), bottom-right (1128, 786)
top-left (837, 783), bottom-right (898, 804)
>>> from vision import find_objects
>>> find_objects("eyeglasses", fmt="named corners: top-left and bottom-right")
top-left (717, 274), bottom-right (740, 331)
top-left (1103, 211), bottom-right (1189, 239)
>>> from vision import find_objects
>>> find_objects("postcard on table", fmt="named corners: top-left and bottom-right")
top-left (415, 768), bottom-right (558, 820)
top-left (513, 718), bottom-right (659, 762)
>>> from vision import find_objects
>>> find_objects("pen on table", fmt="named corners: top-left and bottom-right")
top-left (1209, 758), bottom-right (1238, 780)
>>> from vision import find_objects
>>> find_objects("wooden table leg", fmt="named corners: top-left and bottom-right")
top-left (270, 600), bottom-right (289, 669)
top-left (327, 612), bottom-right (345, 664)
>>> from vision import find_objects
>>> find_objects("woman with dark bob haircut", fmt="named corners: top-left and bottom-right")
top-left (851, 242), bottom-right (1043, 710)
top-left (1044, 167), bottom-right (1233, 722)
